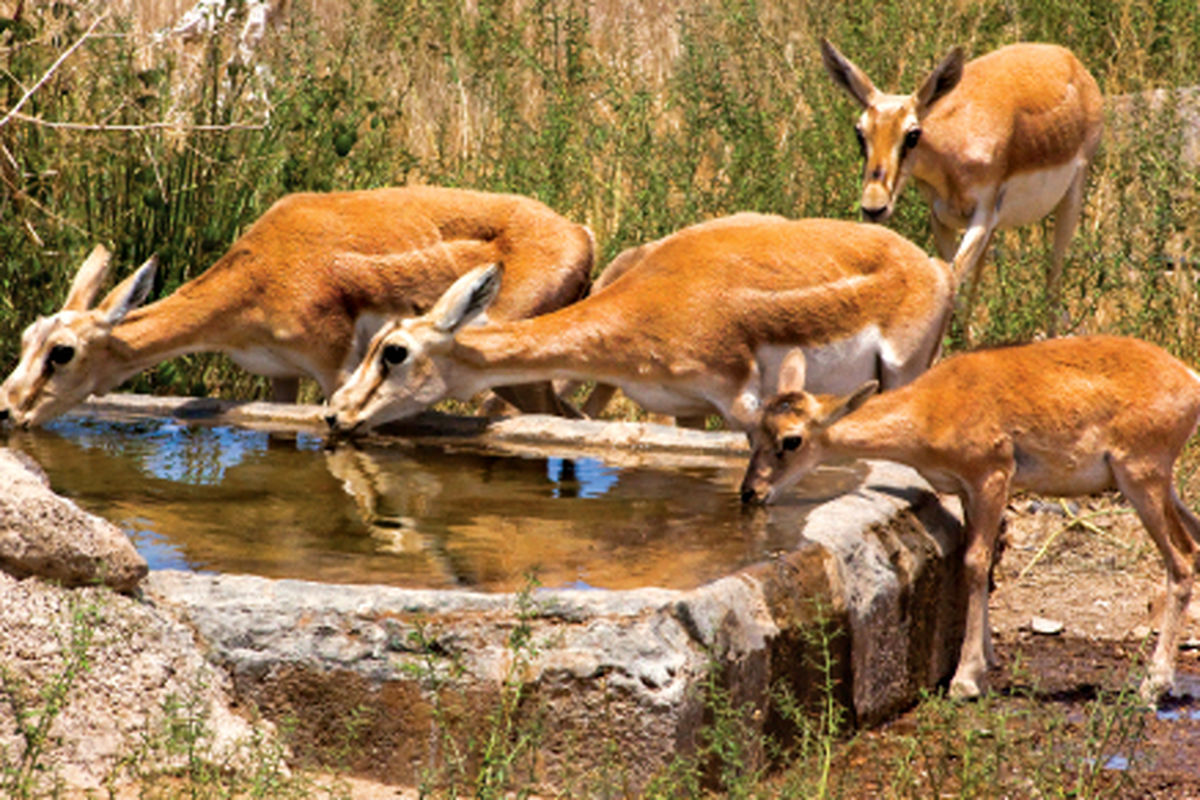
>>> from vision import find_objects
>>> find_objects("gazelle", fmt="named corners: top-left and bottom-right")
top-left (0, 186), bottom-right (593, 427)
top-left (820, 40), bottom-right (1103, 335)
top-left (564, 228), bottom-right (726, 422)
top-left (740, 335), bottom-right (1200, 703)
top-left (326, 213), bottom-right (957, 436)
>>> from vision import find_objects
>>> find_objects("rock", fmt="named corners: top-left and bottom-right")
top-left (0, 448), bottom-right (146, 592)
top-left (0, 572), bottom-right (259, 793)
top-left (1031, 616), bottom-right (1065, 635)
top-left (1025, 499), bottom-right (1079, 517)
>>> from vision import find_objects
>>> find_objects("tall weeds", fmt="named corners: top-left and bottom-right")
top-left (2, 0), bottom-right (1199, 395)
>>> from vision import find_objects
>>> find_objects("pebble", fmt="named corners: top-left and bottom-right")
top-left (1030, 616), bottom-right (1065, 635)
top-left (1026, 500), bottom-right (1081, 517)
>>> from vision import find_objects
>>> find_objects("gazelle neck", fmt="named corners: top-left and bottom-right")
top-left (450, 309), bottom-right (622, 388)
top-left (822, 391), bottom-right (921, 465)
top-left (107, 283), bottom-right (239, 379)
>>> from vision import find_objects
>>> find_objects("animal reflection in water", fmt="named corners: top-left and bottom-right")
top-left (7, 415), bottom-right (862, 591)
top-left (321, 442), bottom-right (854, 590)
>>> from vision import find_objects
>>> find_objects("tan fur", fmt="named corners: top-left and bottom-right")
top-left (743, 336), bottom-right (1200, 703)
top-left (328, 214), bottom-right (955, 433)
top-left (0, 186), bottom-right (593, 426)
top-left (822, 40), bottom-right (1104, 335)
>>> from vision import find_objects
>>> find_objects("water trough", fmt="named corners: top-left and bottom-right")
top-left (7, 393), bottom-right (966, 791)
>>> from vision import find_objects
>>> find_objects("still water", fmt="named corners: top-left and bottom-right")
top-left (6, 414), bottom-right (863, 592)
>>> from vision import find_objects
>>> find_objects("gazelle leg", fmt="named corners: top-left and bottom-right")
top-left (1047, 166), bottom-right (1086, 336)
top-left (495, 382), bottom-right (584, 418)
top-left (726, 361), bottom-right (766, 432)
top-left (1171, 486), bottom-right (1200, 621)
top-left (951, 207), bottom-right (998, 347)
top-left (553, 379), bottom-right (616, 419)
top-left (1111, 461), bottom-right (1195, 702)
top-left (1172, 485), bottom-right (1200, 556)
top-left (949, 470), bottom-right (1012, 699)
top-left (581, 383), bottom-right (618, 418)
top-left (271, 376), bottom-right (300, 403)
top-left (930, 212), bottom-right (959, 263)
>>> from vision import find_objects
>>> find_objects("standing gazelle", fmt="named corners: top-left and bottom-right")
top-left (741, 336), bottom-right (1200, 703)
top-left (327, 214), bottom-right (957, 435)
top-left (820, 40), bottom-right (1103, 336)
top-left (0, 186), bottom-right (593, 428)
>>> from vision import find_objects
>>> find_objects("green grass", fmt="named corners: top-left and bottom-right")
top-left (3, 0), bottom-right (1200, 397)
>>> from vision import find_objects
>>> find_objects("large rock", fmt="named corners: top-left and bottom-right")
top-left (0, 572), bottom-right (259, 793)
top-left (0, 448), bottom-right (147, 592)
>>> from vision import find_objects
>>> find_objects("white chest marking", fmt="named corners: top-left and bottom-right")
top-left (228, 347), bottom-right (313, 379)
top-left (930, 159), bottom-right (1083, 230)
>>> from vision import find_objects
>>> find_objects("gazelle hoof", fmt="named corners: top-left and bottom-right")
top-left (949, 676), bottom-right (982, 700)
top-left (1138, 673), bottom-right (1173, 707)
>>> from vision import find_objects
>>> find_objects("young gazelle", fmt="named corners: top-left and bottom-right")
top-left (740, 336), bottom-right (1200, 703)
top-left (0, 186), bottom-right (593, 427)
top-left (820, 40), bottom-right (1103, 335)
top-left (326, 214), bottom-right (957, 435)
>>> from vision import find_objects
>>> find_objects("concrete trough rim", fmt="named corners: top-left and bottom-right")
top-left (77, 392), bottom-right (751, 460)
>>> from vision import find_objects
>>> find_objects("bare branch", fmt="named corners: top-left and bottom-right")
top-left (5, 111), bottom-right (268, 133)
top-left (0, 12), bottom-right (109, 130)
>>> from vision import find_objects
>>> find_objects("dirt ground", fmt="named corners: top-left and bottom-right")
top-left (839, 492), bottom-right (1200, 799)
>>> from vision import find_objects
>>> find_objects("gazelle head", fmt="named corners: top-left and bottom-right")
top-left (1, 246), bottom-right (157, 428)
top-left (739, 380), bottom-right (877, 505)
top-left (820, 39), bottom-right (964, 222)
top-left (327, 263), bottom-right (503, 434)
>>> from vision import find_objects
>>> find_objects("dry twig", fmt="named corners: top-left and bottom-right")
top-left (0, 12), bottom-right (109, 130)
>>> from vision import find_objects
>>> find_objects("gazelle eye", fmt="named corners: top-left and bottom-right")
top-left (381, 344), bottom-right (408, 366)
top-left (854, 126), bottom-right (867, 157)
top-left (902, 128), bottom-right (922, 153)
top-left (781, 435), bottom-right (803, 452)
top-left (47, 344), bottom-right (75, 366)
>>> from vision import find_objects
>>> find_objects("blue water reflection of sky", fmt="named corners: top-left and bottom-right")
top-left (48, 417), bottom-right (322, 485)
top-left (125, 523), bottom-right (193, 571)
top-left (50, 418), bottom-right (623, 499)
top-left (546, 456), bottom-right (620, 498)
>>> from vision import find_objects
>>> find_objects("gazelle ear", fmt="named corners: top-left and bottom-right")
top-left (820, 39), bottom-right (878, 109)
top-left (96, 255), bottom-right (157, 326)
top-left (775, 348), bottom-right (808, 395)
top-left (915, 46), bottom-right (965, 115)
top-left (430, 263), bottom-right (503, 334)
top-left (817, 380), bottom-right (878, 427)
top-left (62, 245), bottom-right (114, 312)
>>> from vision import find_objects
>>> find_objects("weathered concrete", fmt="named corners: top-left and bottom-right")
top-left (0, 447), bottom-right (147, 592)
top-left (8, 395), bottom-right (965, 792)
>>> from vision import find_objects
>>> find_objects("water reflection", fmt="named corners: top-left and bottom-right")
top-left (546, 457), bottom-right (620, 498)
top-left (6, 414), bottom-right (864, 591)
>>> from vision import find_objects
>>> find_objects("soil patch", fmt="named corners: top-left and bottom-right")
top-left (833, 492), bottom-right (1200, 798)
